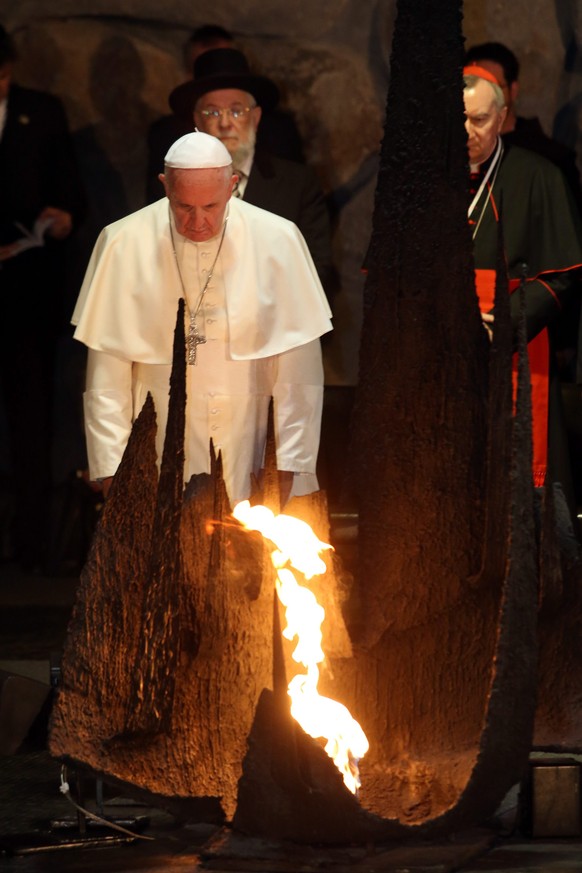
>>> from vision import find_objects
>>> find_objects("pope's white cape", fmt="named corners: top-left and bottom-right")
top-left (72, 196), bottom-right (332, 361)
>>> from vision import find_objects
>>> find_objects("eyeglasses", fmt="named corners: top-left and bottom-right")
top-left (198, 105), bottom-right (256, 121)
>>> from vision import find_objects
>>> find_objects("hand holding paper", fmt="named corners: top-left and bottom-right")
top-left (1, 213), bottom-right (56, 260)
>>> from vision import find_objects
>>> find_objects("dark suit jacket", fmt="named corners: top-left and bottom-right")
top-left (244, 149), bottom-right (333, 293)
top-left (503, 117), bottom-right (582, 374)
top-left (504, 116), bottom-right (582, 215)
top-left (0, 84), bottom-right (85, 244)
top-left (0, 83), bottom-right (85, 328)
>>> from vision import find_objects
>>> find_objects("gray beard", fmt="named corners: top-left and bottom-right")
top-left (229, 127), bottom-right (257, 167)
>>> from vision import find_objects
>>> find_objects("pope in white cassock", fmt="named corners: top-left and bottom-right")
top-left (72, 132), bottom-right (332, 506)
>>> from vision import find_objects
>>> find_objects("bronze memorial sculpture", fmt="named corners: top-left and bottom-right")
top-left (49, 0), bottom-right (582, 847)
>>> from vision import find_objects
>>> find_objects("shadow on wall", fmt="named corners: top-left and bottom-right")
top-left (10, 24), bottom-right (63, 92)
top-left (85, 35), bottom-right (158, 215)
top-left (547, 0), bottom-right (582, 166)
top-left (66, 35), bottom-right (161, 306)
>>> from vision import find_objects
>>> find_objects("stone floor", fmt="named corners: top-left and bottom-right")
top-left (2, 557), bottom-right (582, 871)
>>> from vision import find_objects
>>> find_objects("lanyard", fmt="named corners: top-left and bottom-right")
top-left (468, 136), bottom-right (503, 220)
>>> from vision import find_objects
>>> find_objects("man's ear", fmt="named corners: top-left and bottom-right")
top-left (159, 172), bottom-right (168, 197)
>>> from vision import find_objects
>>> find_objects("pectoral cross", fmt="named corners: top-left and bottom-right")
top-left (187, 316), bottom-right (206, 366)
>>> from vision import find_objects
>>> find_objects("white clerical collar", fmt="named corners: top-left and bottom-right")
top-left (467, 137), bottom-right (504, 220)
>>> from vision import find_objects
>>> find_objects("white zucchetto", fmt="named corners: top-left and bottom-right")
top-left (164, 131), bottom-right (232, 169)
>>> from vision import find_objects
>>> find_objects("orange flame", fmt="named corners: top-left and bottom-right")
top-left (232, 500), bottom-right (369, 793)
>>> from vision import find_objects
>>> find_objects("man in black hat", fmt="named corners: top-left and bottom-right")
top-left (169, 47), bottom-right (333, 293)
top-left (146, 46), bottom-right (332, 294)
top-left (146, 25), bottom-right (235, 203)
top-left (145, 26), bottom-right (304, 200)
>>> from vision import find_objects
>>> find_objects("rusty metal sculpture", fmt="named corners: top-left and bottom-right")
top-left (49, 0), bottom-right (581, 847)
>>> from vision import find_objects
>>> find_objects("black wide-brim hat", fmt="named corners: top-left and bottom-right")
top-left (169, 47), bottom-right (280, 117)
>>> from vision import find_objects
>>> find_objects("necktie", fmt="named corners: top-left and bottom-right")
top-left (233, 170), bottom-right (245, 198)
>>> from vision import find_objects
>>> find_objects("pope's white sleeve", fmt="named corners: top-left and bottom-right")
top-left (272, 339), bottom-right (324, 495)
top-left (83, 348), bottom-right (134, 480)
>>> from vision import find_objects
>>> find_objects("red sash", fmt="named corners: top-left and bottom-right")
top-left (475, 269), bottom-right (548, 486)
